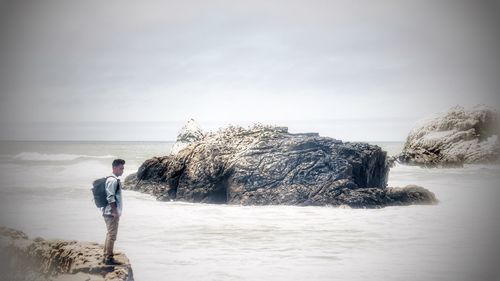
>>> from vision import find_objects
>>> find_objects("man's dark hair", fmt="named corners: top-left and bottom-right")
top-left (112, 159), bottom-right (126, 168)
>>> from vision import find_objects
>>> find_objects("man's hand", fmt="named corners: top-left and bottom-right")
top-left (110, 202), bottom-right (119, 218)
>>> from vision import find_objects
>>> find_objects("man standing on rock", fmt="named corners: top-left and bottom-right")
top-left (102, 159), bottom-right (125, 265)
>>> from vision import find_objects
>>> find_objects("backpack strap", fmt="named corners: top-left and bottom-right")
top-left (105, 176), bottom-right (121, 192)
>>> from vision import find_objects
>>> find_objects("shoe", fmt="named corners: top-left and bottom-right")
top-left (103, 257), bottom-right (123, 265)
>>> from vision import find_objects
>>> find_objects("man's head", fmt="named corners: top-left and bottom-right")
top-left (112, 159), bottom-right (125, 177)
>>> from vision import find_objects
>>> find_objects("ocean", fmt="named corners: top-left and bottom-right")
top-left (0, 141), bottom-right (499, 281)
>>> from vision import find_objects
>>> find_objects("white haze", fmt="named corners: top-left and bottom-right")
top-left (0, 0), bottom-right (499, 141)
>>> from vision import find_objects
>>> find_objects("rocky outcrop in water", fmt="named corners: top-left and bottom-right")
top-left (124, 123), bottom-right (437, 208)
top-left (397, 105), bottom-right (499, 167)
top-left (0, 226), bottom-right (134, 281)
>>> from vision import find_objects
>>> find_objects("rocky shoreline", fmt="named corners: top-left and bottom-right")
top-left (0, 226), bottom-right (134, 281)
top-left (124, 122), bottom-right (437, 208)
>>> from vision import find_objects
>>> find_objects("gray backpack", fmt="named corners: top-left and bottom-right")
top-left (91, 176), bottom-right (119, 208)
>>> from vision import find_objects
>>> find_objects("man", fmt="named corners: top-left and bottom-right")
top-left (102, 158), bottom-right (125, 265)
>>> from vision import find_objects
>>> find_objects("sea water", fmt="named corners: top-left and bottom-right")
top-left (0, 141), bottom-right (499, 281)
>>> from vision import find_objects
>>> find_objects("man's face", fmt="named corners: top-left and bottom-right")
top-left (113, 164), bottom-right (125, 177)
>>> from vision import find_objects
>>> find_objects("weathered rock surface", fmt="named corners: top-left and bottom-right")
top-left (124, 123), bottom-right (437, 208)
top-left (170, 118), bottom-right (205, 155)
top-left (0, 226), bottom-right (134, 281)
top-left (397, 105), bottom-right (500, 167)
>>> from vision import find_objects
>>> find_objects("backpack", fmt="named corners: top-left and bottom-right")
top-left (91, 176), bottom-right (119, 208)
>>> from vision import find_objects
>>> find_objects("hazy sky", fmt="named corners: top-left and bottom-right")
top-left (0, 0), bottom-right (499, 141)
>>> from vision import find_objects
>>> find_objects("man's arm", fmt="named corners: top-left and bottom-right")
top-left (105, 178), bottom-right (119, 218)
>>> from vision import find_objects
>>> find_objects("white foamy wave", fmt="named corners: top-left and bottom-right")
top-left (13, 152), bottom-right (115, 161)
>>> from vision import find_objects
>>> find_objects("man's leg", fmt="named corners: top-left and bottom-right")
top-left (103, 215), bottom-right (120, 260)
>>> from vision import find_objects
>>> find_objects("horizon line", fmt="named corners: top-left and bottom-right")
top-left (0, 139), bottom-right (406, 143)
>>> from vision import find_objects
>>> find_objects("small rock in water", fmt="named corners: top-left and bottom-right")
top-left (397, 105), bottom-right (499, 167)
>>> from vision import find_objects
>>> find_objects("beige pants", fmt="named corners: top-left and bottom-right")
top-left (103, 215), bottom-right (120, 259)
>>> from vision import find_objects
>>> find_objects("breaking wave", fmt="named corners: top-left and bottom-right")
top-left (12, 152), bottom-right (115, 161)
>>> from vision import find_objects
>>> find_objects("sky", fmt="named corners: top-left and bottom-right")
top-left (0, 0), bottom-right (499, 141)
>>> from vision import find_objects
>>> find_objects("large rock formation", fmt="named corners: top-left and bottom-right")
top-left (397, 105), bottom-right (500, 167)
top-left (124, 123), bottom-right (437, 208)
top-left (0, 226), bottom-right (134, 281)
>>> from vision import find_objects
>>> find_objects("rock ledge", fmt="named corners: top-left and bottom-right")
top-left (0, 226), bottom-right (134, 281)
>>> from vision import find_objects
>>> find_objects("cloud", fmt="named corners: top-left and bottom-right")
top-left (0, 0), bottom-right (499, 140)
